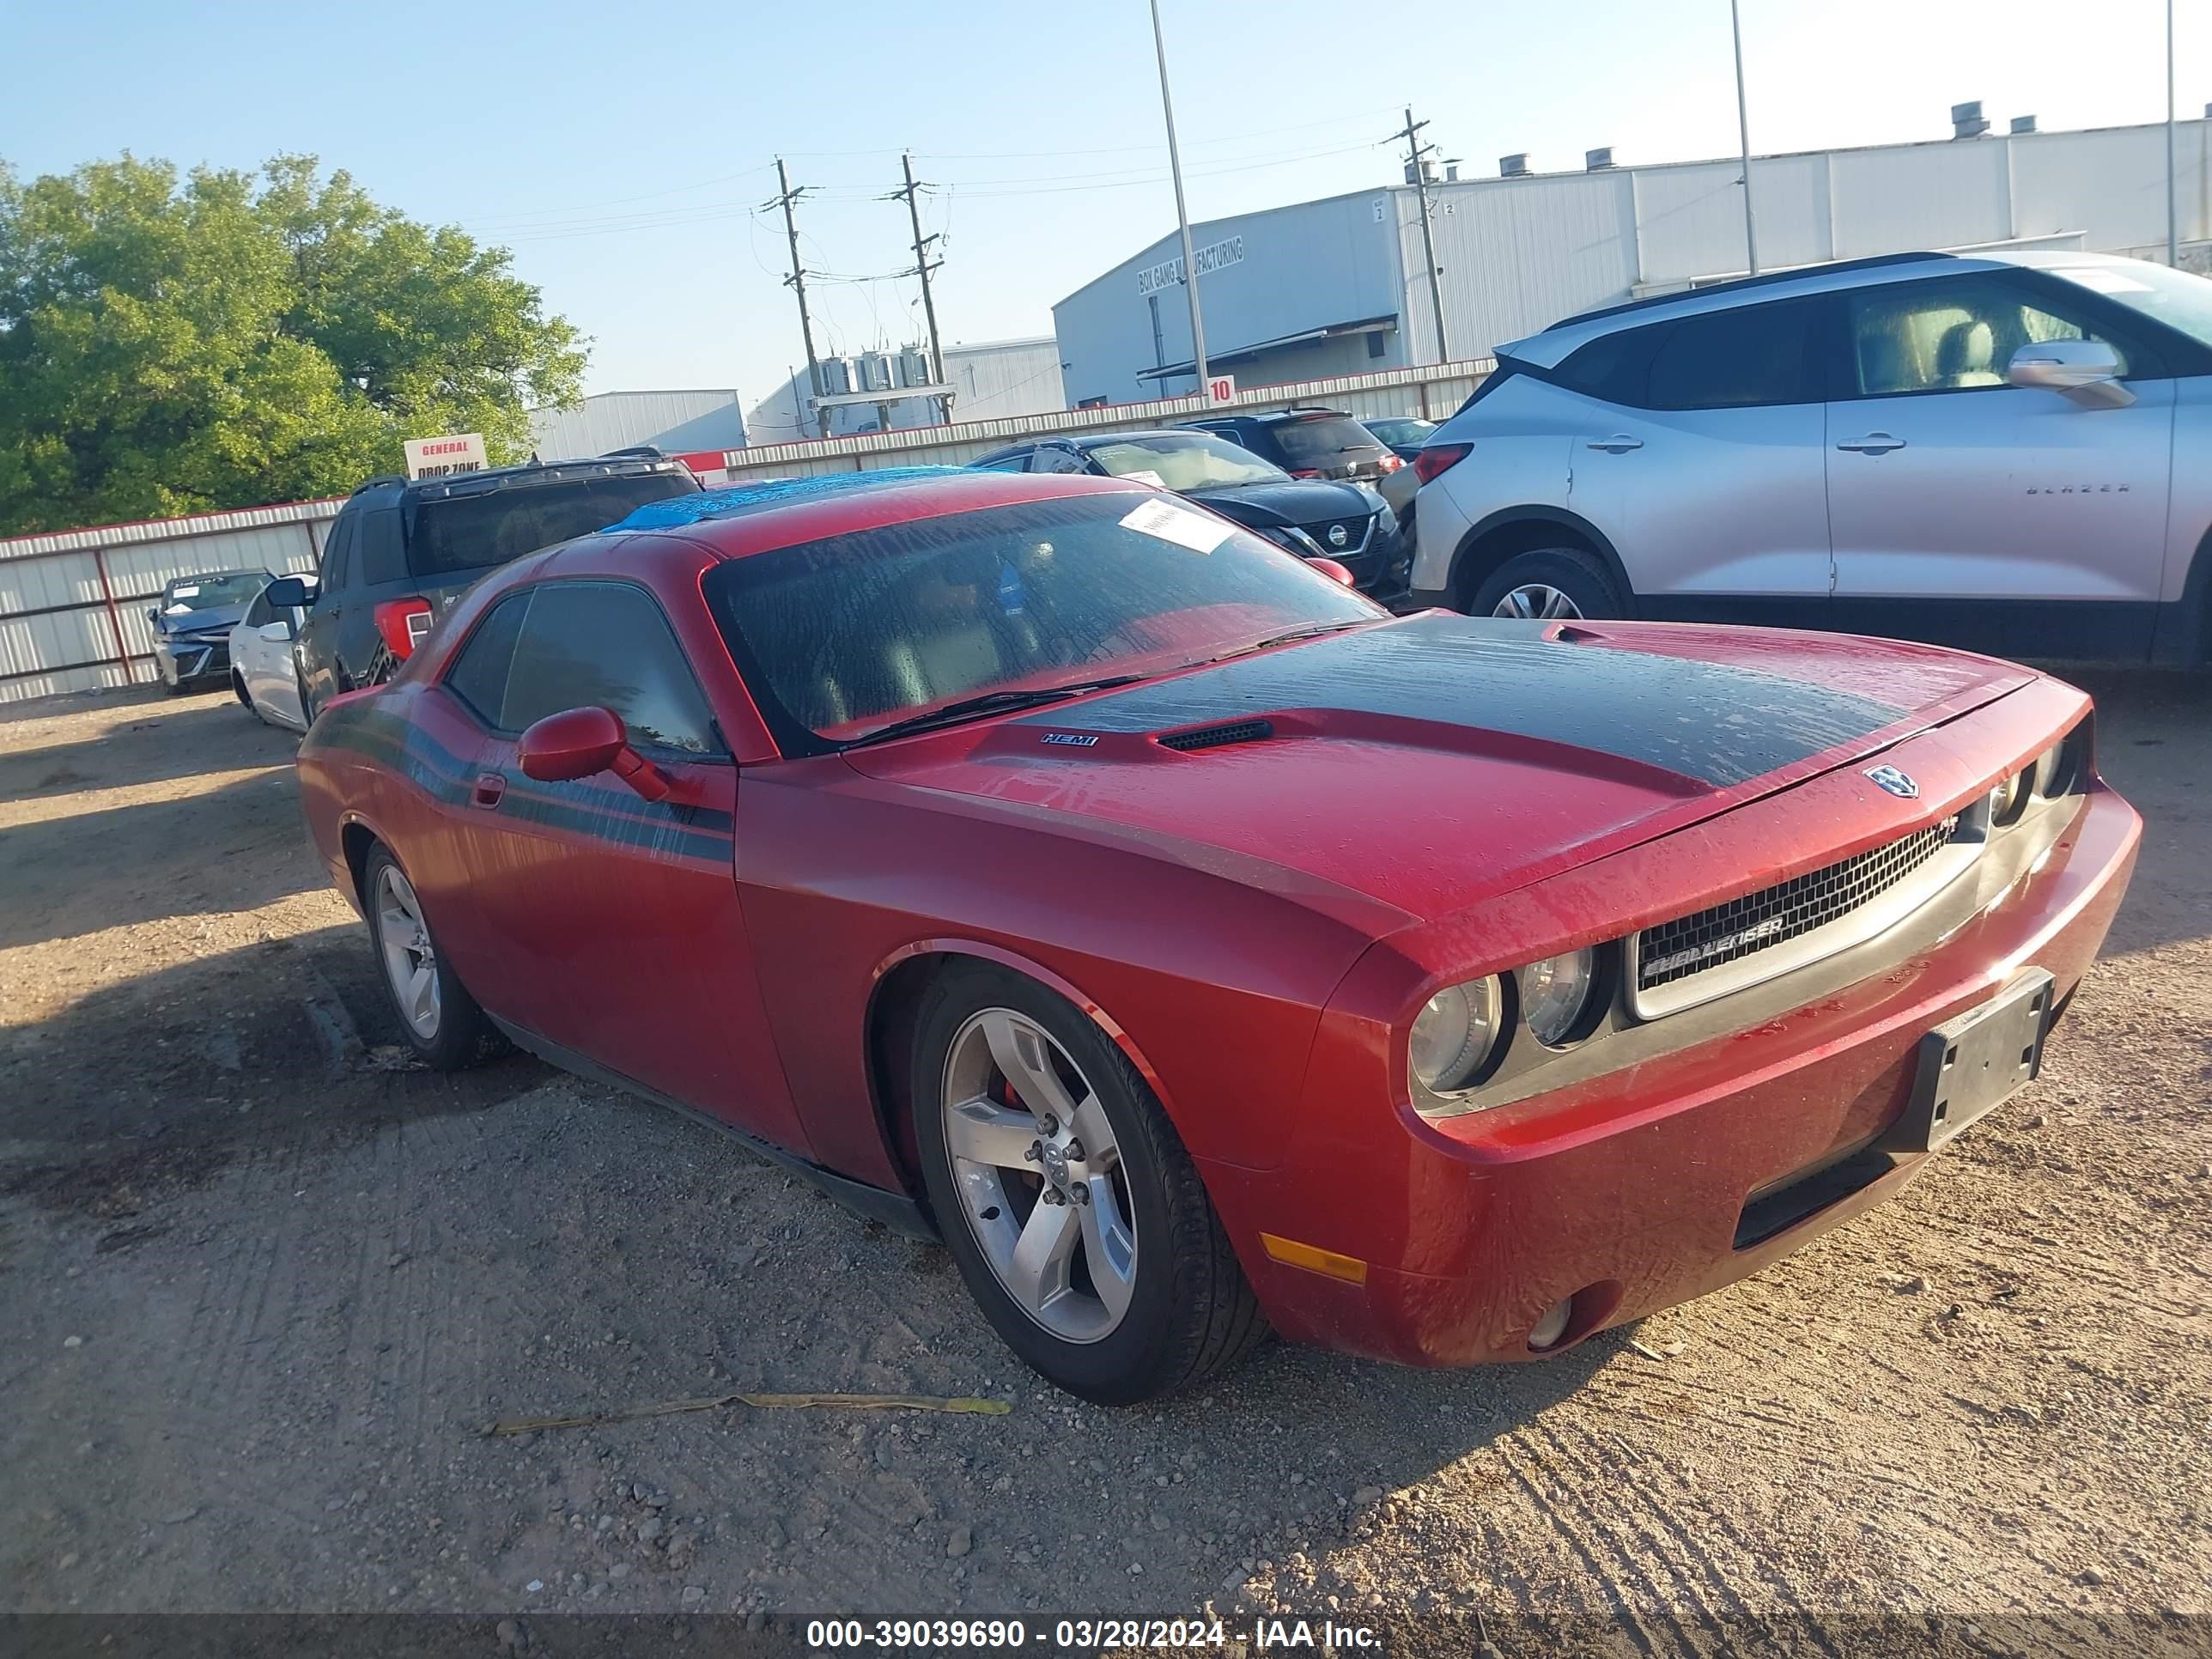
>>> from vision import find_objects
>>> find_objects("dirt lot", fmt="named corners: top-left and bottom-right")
top-left (2, 672), bottom-right (2209, 1655)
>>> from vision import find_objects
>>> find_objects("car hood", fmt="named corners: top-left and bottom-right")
top-left (1181, 477), bottom-right (1377, 527)
top-left (157, 603), bottom-right (252, 635)
top-left (837, 613), bottom-right (2033, 928)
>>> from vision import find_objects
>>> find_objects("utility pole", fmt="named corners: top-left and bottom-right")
top-left (2166, 0), bottom-right (2179, 266)
top-left (1394, 106), bottom-right (1451, 365)
top-left (765, 159), bottom-right (825, 437)
top-left (1730, 0), bottom-right (1760, 275)
top-left (888, 153), bottom-right (950, 424)
top-left (1147, 0), bottom-right (1208, 399)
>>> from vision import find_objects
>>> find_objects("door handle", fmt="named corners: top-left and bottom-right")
top-left (472, 773), bottom-right (507, 808)
top-left (1586, 434), bottom-right (1644, 453)
top-left (1837, 433), bottom-right (1907, 453)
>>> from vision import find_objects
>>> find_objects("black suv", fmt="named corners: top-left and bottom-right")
top-left (268, 453), bottom-right (700, 720)
top-left (1176, 407), bottom-right (1399, 485)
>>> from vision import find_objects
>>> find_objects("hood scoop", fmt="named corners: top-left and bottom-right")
top-left (1156, 717), bottom-right (1275, 753)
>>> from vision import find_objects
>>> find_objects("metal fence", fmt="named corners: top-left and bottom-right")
top-left (0, 501), bottom-right (337, 704)
top-left (0, 358), bottom-right (1491, 706)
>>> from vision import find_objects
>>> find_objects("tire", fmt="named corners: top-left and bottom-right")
top-left (911, 964), bottom-right (1267, 1405)
top-left (232, 672), bottom-right (255, 714)
top-left (362, 844), bottom-right (507, 1071)
top-left (1468, 546), bottom-right (1627, 622)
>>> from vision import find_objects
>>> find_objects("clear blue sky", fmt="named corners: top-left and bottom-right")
top-left (5, 0), bottom-right (2204, 411)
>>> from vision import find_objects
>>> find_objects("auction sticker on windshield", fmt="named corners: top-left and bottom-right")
top-left (1120, 496), bottom-right (1233, 554)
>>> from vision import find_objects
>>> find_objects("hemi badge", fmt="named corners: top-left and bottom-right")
top-left (1039, 732), bottom-right (1099, 747)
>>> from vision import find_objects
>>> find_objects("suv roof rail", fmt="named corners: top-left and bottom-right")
top-left (1275, 404), bottom-right (1347, 416)
top-left (1547, 251), bottom-right (1955, 332)
top-left (350, 475), bottom-right (407, 495)
top-left (600, 444), bottom-right (667, 459)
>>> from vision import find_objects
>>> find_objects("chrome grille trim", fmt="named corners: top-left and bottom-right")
top-left (1626, 813), bottom-right (1982, 1018)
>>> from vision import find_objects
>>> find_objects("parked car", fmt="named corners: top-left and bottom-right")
top-left (969, 429), bottom-right (1408, 599)
top-left (264, 453), bottom-right (701, 722)
top-left (293, 469), bottom-right (2136, 1404)
top-left (146, 569), bottom-right (274, 694)
top-left (1177, 406), bottom-right (1402, 488)
top-left (228, 576), bottom-right (313, 730)
top-left (1410, 249), bottom-right (2212, 660)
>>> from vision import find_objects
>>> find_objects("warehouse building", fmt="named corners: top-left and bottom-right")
top-left (1052, 112), bottom-right (2212, 405)
top-left (528, 388), bottom-right (745, 459)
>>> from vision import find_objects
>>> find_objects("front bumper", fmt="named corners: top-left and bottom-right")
top-left (155, 637), bottom-right (232, 682)
top-left (1197, 781), bottom-right (2141, 1367)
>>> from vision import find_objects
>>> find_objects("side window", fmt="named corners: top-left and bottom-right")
top-left (245, 590), bottom-right (274, 629)
top-left (1844, 276), bottom-right (2124, 398)
top-left (1644, 301), bottom-right (1824, 410)
top-left (444, 592), bottom-right (531, 728)
top-left (1028, 447), bottom-right (1086, 475)
top-left (500, 583), bottom-right (720, 756)
top-left (974, 452), bottom-right (1030, 472)
top-left (319, 513), bottom-right (358, 593)
top-left (356, 506), bottom-right (407, 586)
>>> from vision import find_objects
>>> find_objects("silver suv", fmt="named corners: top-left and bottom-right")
top-left (1409, 250), bottom-right (2212, 665)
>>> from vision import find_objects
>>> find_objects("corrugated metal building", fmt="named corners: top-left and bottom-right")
top-left (744, 337), bottom-right (1065, 441)
top-left (1054, 115), bottom-right (2212, 404)
top-left (528, 389), bottom-right (745, 459)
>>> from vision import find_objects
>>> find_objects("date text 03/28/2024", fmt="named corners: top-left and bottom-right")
top-left (805, 1618), bottom-right (1382, 1650)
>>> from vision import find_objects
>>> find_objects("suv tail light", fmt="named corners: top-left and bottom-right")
top-left (1413, 442), bottom-right (1473, 484)
top-left (374, 598), bottom-right (434, 659)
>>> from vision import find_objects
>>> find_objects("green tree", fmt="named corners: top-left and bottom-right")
top-left (0, 154), bottom-right (586, 536)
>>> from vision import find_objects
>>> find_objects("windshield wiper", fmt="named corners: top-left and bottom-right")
top-left (846, 676), bottom-right (1146, 747)
top-left (1192, 619), bottom-right (1369, 667)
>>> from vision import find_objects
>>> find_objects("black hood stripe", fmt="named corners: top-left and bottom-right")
top-left (1013, 614), bottom-right (1905, 789)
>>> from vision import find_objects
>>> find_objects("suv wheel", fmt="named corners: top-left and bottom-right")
top-left (1469, 548), bottom-right (1626, 622)
top-left (911, 964), bottom-right (1267, 1404)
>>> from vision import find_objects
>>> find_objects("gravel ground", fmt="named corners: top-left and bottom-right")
top-left (1, 672), bottom-right (2208, 1656)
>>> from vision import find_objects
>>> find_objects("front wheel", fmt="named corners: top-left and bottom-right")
top-left (1468, 547), bottom-right (1626, 622)
top-left (911, 965), bottom-right (1266, 1405)
top-left (363, 845), bottom-right (507, 1071)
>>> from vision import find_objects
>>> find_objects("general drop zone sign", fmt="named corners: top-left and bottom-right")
top-left (1136, 236), bottom-right (1245, 295)
top-left (403, 433), bottom-right (489, 481)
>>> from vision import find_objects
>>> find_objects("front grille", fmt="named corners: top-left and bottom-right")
top-left (1157, 718), bottom-right (1274, 753)
top-left (1297, 514), bottom-right (1372, 556)
top-left (1637, 818), bottom-right (1958, 993)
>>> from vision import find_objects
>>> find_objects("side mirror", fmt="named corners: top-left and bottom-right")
top-left (517, 706), bottom-right (670, 801)
top-left (264, 575), bottom-right (315, 608)
top-left (2007, 339), bottom-right (2134, 408)
top-left (1307, 556), bottom-right (1358, 588)
top-left (147, 608), bottom-right (161, 625)
top-left (258, 620), bottom-right (294, 642)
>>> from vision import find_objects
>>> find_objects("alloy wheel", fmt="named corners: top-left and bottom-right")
top-left (1492, 582), bottom-right (1583, 621)
top-left (374, 866), bottom-right (441, 1039)
top-left (939, 1008), bottom-right (1139, 1343)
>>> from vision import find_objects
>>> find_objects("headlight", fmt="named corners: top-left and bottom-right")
top-left (2033, 737), bottom-right (2078, 799)
top-left (1408, 976), bottom-right (1505, 1093)
top-left (1516, 949), bottom-right (1598, 1047)
top-left (1986, 769), bottom-right (2031, 828)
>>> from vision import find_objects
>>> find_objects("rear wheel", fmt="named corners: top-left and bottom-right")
top-left (363, 845), bottom-right (506, 1071)
top-left (1468, 547), bottom-right (1626, 622)
top-left (911, 964), bottom-right (1266, 1404)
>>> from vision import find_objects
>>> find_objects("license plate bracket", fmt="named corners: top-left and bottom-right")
top-left (1891, 970), bottom-right (2056, 1154)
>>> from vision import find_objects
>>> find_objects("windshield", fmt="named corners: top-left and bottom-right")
top-left (161, 572), bottom-right (267, 612)
top-left (406, 472), bottom-right (696, 578)
top-left (702, 491), bottom-right (1378, 752)
top-left (1082, 432), bottom-right (1287, 490)
top-left (1271, 416), bottom-right (1389, 467)
top-left (2047, 259), bottom-right (2212, 350)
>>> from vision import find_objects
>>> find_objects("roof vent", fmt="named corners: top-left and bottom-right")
top-left (2010, 114), bottom-right (2038, 134)
top-left (1951, 100), bottom-right (1990, 139)
top-left (1157, 718), bottom-right (1274, 753)
top-left (1499, 153), bottom-right (1529, 179)
top-left (1585, 147), bottom-right (1614, 171)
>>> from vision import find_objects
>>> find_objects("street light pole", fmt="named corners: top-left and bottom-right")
top-left (1730, 0), bottom-right (1760, 276)
top-left (1147, 0), bottom-right (1209, 399)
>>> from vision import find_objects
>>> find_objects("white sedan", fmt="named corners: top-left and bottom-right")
top-left (227, 580), bottom-right (311, 731)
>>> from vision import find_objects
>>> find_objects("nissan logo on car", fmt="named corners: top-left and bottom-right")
top-left (1866, 765), bottom-right (1919, 799)
top-left (1327, 523), bottom-right (1349, 548)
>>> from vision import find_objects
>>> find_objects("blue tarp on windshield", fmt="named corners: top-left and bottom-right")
top-left (608, 466), bottom-right (974, 532)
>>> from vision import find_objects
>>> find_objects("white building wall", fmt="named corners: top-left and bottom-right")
top-left (528, 390), bottom-right (745, 459)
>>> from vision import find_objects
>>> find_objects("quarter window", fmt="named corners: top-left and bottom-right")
top-left (498, 583), bottom-right (719, 755)
top-left (973, 452), bottom-right (1030, 472)
top-left (1643, 301), bottom-right (1824, 410)
top-left (1844, 276), bottom-right (2124, 398)
top-left (1027, 447), bottom-right (1088, 475)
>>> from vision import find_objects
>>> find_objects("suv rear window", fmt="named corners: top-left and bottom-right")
top-left (1269, 416), bottom-right (1387, 467)
top-left (405, 474), bottom-right (696, 580)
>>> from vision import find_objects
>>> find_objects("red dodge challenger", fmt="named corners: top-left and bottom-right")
top-left (295, 469), bottom-right (2139, 1404)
